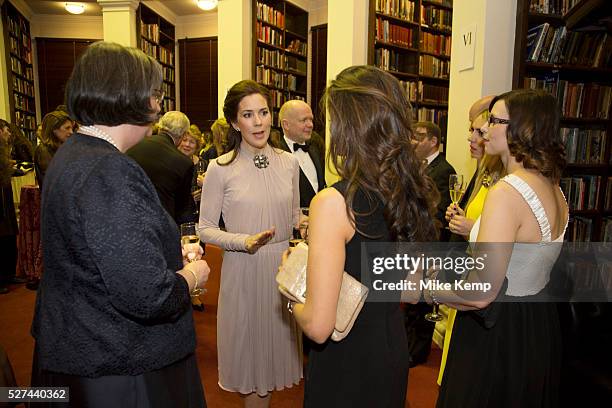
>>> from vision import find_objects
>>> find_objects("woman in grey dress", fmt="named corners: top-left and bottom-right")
top-left (199, 80), bottom-right (302, 408)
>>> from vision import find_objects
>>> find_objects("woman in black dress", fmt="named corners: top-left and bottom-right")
top-left (280, 65), bottom-right (438, 407)
top-left (31, 41), bottom-right (211, 407)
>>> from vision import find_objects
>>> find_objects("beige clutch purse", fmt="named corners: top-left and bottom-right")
top-left (276, 242), bottom-right (369, 341)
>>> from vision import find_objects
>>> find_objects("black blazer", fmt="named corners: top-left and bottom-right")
top-left (127, 132), bottom-right (196, 224)
top-left (276, 137), bottom-right (326, 208)
top-left (426, 154), bottom-right (456, 240)
top-left (33, 134), bottom-right (195, 377)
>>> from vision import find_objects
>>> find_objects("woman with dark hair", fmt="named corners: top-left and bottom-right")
top-left (280, 65), bottom-right (438, 407)
top-left (0, 120), bottom-right (19, 294)
top-left (435, 89), bottom-right (569, 407)
top-left (31, 41), bottom-right (210, 407)
top-left (33, 110), bottom-right (73, 186)
top-left (199, 80), bottom-right (302, 407)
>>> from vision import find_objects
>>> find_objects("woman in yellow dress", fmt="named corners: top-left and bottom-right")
top-left (437, 96), bottom-right (504, 384)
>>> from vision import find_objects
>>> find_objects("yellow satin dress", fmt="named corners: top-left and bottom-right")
top-left (437, 184), bottom-right (489, 385)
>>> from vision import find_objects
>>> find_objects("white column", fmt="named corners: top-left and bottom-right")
top-left (0, 7), bottom-right (11, 120)
top-left (324, 0), bottom-right (369, 184)
top-left (98, 0), bottom-right (139, 47)
top-left (446, 0), bottom-right (517, 178)
top-left (217, 0), bottom-right (252, 117)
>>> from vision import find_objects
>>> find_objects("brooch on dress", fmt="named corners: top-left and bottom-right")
top-left (253, 154), bottom-right (269, 169)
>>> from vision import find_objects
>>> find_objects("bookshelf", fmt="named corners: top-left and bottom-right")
top-left (1, 1), bottom-right (37, 144)
top-left (253, 0), bottom-right (308, 128)
top-left (368, 0), bottom-right (452, 148)
top-left (513, 0), bottom-right (612, 241)
top-left (137, 4), bottom-right (176, 113)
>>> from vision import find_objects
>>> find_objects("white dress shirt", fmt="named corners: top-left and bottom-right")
top-left (284, 135), bottom-right (318, 193)
top-left (425, 150), bottom-right (440, 166)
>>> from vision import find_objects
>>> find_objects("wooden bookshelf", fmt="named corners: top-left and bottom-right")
top-left (513, 0), bottom-right (612, 241)
top-left (1, 1), bottom-right (37, 144)
top-left (253, 0), bottom-right (308, 128)
top-left (368, 0), bottom-right (452, 149)
top-left (137, 4), bottom-right (176, 113)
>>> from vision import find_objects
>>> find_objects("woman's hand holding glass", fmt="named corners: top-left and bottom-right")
top-left (245, 227), bottom-right (276, 254)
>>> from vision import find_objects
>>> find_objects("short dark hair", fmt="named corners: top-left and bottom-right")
top-left (65, 41), bottom-right (162, 126)
top-left (220, 80), bottom-right (272, 165)
top-left (490, 89), bottom-right (565, 181)
top-left (414, 121), bottom-right (441, 147)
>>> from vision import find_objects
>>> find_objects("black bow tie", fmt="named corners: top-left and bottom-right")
top-left (293, 143), bottom-right (309, 152)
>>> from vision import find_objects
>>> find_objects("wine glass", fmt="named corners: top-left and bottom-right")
top-left (180, 222), bottom-right (200, 262)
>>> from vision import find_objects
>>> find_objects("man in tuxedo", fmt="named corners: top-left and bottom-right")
top-left (276, 100), bottom-right (325, 208)
top-left (127, 111), bottom-right (197, 225)
top-left (405, 121), bottom-right (457, 367)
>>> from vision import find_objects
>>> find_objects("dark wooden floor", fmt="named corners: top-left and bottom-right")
top-left (0, 246), bottom-right (441, 407)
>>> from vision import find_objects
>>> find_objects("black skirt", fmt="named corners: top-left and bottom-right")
top-left (30, 346), bottom-right (206, 408)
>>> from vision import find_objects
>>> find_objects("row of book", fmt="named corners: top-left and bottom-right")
top-left (160, 82), bottom-right (174, 99)
top-left (286, 40), bottom-right (307, 57)
top-left (162, 67), bottom-right (175, 83)
top-left (256, 48), bottom-right (283, 69)
top-left (375, 18), bottom-right (416, 48)
top-left (140, 42), bottom-right (157, 59)
top-left (526, 24), bottom-right (610, 68)
top-left (565, 217), bottom-right (593, 242)
top-left (524, 77), bottom-right (611, 119)
top-left (375, 0), bottom-right (416, 22)
top-left (8, 36), bottom-right (32, 64)
top-left (529, 0), bottom-right (580, 15)
top-left (161, 99), bottom-right (175, 113)
top-left (419, 54), bottom-right (450, 78)
top-left (12, 76), bottom-right (34, 97)
top-left (9, 56), bottom-right (33, 80)
top-left (416, 107), bottom-right (448, 132)
top-left (419, 81), bottom-right (449, 103)
top-left (420, 5), bottom-right (452, 31)
top-left (561, 128), bottom-right (607, 165)
top-left (13, 93), bottom-right (35, 113)
top-left (256, 66), bottom-right (288, 89)
top-left (159, 47), bottom-right (174, 66)
top-left (420, 31), bottom-right (451, 56)
top-left (6, 15), bottom-right (30, 42)
top-left (560, 175), bottom-right (602, 211)
top-left (140, 23), bottom-right (160, 43)
top-left (399, 80), bottom-right (418, 102)
top-left (256, 2), bottom-right (284, 28)
top-left (268, 89), bottom-right (287, 109)
top-left (374, 48), bottom-right (413, 73)
top-left (605, 178), bottom-right (612, 211)
top-left (14, 111), bottom-right (35, 131)
top-left (257, 23), bottom-right (284, 48)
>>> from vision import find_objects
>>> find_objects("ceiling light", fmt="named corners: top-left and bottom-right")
top-left (196, 0), bottom-right (218, 11)
top-left (65, 2), bottom-right (85, 15)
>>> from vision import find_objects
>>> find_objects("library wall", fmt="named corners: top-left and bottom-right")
top-left (30, 15), bottom-right (103, 40)
top-left (446, 0), bottom-right (517, 179)
top-left (176, 13), bottom-right (217, 39)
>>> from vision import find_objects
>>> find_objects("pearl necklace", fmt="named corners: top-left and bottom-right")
top-left (80, 125), bottom-right (119, 150)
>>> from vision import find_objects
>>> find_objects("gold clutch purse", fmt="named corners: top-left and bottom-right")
top-left (276, 242), bottom-right (369, 341)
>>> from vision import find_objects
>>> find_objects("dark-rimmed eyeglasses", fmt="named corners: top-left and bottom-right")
top-left (152, 89), bottom-right (165, 105)
top-left (488, 115), bottom-right (510, 126)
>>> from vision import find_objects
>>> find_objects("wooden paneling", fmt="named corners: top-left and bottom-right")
top-left (310, 24), bottom-right (327, 133)
top-left (179, 37), bottom-right (218, 130)
top-left (36, 38), bottom-right (96, 117)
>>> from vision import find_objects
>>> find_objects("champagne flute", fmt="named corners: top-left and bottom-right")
top-left (425, 174), bottom-right (465, 322)
top-left (180, 222), bottom-right (200, 262)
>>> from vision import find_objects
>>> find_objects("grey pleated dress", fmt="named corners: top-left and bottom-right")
top-left (199, 142), bottom-right (303, 396)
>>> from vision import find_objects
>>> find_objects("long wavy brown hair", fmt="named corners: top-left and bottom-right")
top-left (490, 89), bottom-right (566, 181)
top-left (325, 65), bottom-right (438, 241)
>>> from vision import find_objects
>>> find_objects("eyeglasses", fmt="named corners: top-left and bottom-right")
top-left (488, 115), bottom-right (510, 126)
top-left (152, 89), bottom-right (165, 105)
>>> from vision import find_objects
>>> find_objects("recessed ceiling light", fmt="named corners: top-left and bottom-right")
top-left (196, 0), bottom-right (218, 11)
top-left (65, 2), bottom-right (85, 15)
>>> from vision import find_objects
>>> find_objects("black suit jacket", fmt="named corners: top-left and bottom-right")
top-left (277, 137), bottom-right (326, 208)
top-left (127, 132), bottom-right (197, 224)
top-left (426, 153), bottom-right (456, 240)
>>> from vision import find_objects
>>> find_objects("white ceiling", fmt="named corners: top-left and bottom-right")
top-left (22, 1), bottom-right (215, 17)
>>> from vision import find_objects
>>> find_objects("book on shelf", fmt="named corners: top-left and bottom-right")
top-left (529, 0), bottom-right (582, 15)
top-left (286, 39), bottom-right (306, 56)
top-left (257, 22), bottom-right (284, 47)
top-left (602, 217), bottom-right (612, 242)
top-left (375, 17), bottom-right (415, 48)
top-left (419, 54), bottom-right (450, 78)
top-left (257, 2), bottom-right (284, 28)
top-left (257, 47), bottom-right (284, 69)
top-left (561, 127), bottom-right (607, 164)
top-left (375, 0), bottom-right (416, 22)
top-left (140, 23), bottom-right (160, 42)
top-left (399, 80), bottom-right (418, 102)
top-left (420, 3), bottom-right (452, 30)
top-left (565, 216), bottom-right (593, 242)
top-left (560, 175), bottom-right (601, 210)
top-left (420, 31), bottom-right (451, 55)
